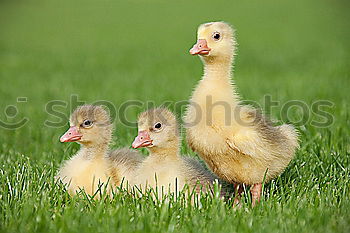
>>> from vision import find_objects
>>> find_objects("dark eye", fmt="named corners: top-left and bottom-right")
top-left (213, 32), bottom-right (221, 40)
top-left (82, 120), bottom-right (93, 128)
top-left (154, 122), bottom-right (162, 129)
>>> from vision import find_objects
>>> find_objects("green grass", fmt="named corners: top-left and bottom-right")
top-left (0, 0), bottom-right (349, 232)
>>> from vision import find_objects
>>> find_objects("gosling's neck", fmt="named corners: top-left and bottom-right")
top-left (148, 138), bottom-right (180, 159)
top-left (79, 141), bottom-right (110, 160)
top-left (201, 54), bottom-right (241, 105)
top-left (202, 55), bottom-right (233, 81)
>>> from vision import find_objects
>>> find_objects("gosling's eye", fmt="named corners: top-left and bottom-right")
top-left (154, 122), bottom-right (162, 130)
top-left (81, 120), bottom-right (93, 128)
top-left (213, 32), bottom-right (221, 41)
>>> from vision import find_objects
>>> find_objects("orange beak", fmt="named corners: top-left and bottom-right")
top-left (189, 39), bottom-right (211, 55)
top-left (60, 126), bottom-right (82, 142)
top-left (132, 130), bottom-right (153, 149)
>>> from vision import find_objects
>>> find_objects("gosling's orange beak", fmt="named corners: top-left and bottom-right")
top-left (132, 130), bottom-right (153, 149)
top-left (189, 39), bottom-right (211, 55)
top-left (60, 126), bottom-right (82, 143)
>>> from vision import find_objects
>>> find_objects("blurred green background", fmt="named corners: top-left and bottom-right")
top-left (0, 0), bottom-right (349, 232)
top-left (0, 0), bottom-right (349, 152)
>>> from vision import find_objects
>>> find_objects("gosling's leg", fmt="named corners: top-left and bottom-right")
top-left (233, 183), bottom-right (244, 206)
top-left (250, 183), bottom-right (262, 207)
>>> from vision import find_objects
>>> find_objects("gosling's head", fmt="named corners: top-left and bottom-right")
top-left (60, 105), bottom-right (112, 147)
top-left (190, 21), bottom-right (236, 62)
top-left (132, 108), bottom-right (180, 152)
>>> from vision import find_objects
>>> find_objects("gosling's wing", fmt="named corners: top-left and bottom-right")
top-left (225, 108), bottom-right (288, 159)
top-left (108, 147), bottom-right (144, 169)
top-left (182, 156), bottom-right (218, 184)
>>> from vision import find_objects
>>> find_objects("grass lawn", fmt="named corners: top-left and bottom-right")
top-left (0, 0), bottom-right (349, 232)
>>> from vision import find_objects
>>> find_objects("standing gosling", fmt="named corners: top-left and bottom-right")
top-left (184, 22), bottom-right (299, 206)
top-left (132, 107), bottom-right (217, 199)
